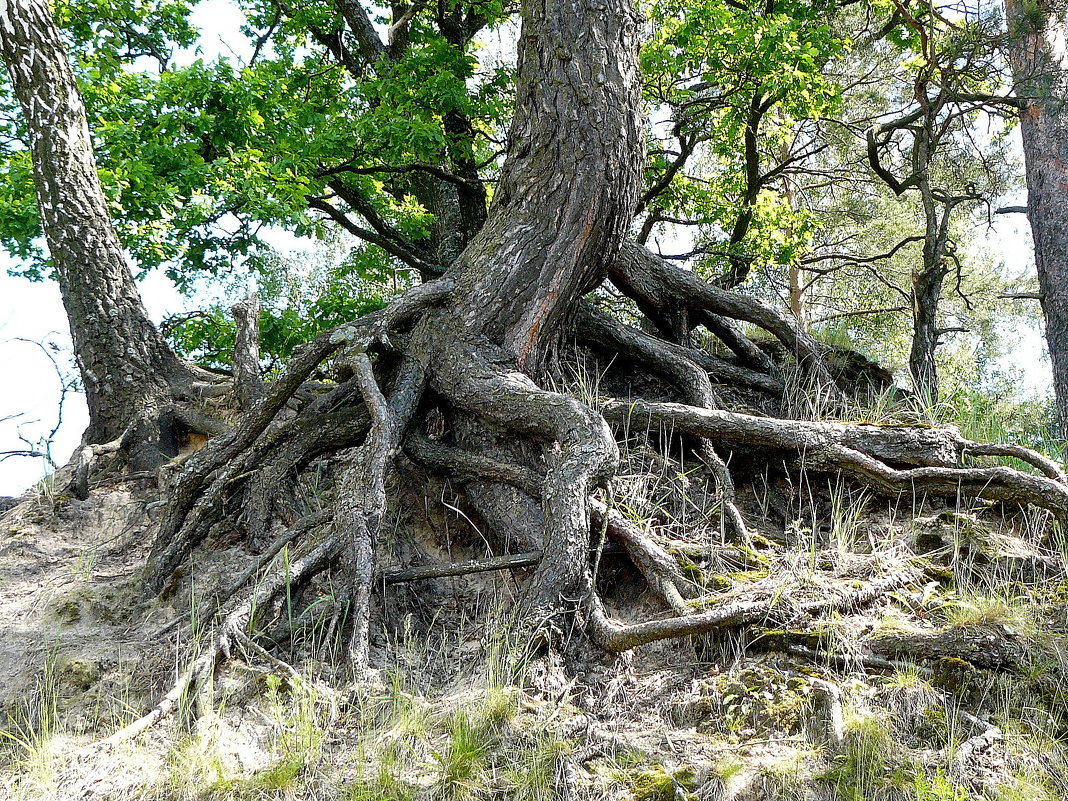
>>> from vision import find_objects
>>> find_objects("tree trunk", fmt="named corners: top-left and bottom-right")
top-left (1005, 0), bottom-right (1068, 436)
top-left (0, 0), bottom-right (192, 467)
top-left (909, 258), bottom-right (945, 407)
top-left (412, 0), bottom-right (644, 614)
top-left (438, 0), bottom-right (643, 373)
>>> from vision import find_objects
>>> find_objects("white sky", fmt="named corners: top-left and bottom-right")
top-left (0, 1), bottom-right (1055, 496)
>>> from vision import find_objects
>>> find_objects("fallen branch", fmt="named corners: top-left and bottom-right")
top-left (868, 624), bottom-right (1026, 672)
top-left (382, 551), bottom-right (543, 583)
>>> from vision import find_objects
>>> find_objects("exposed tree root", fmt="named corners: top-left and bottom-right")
top-left (333, 354), bottom-right (424, 671)
top-left (609, 242), bottom-right (835, 387)
top-left (68, 438), bottom-right (122, 500)
top-left (580, 305), bottom-right (750, 541)
top-left (110, 530), bottom-right (343, 744)
top-left (404, 431), bottom-right (694, 613)
top-left (152, 510), bottom-right (332, 638)
top-left (421, 321), bottom-right (617, 626)
top-left (584, 561), bottom-right (918, 651)
top-left (143, 277), bottom-right (454, 596)
top-left (99, 633), bottom-right (219, 746)
top-left (382, 550), bottom-right (544, 583)
top-left (115, 227), bottom-right (1062, 758)
top-left (241, 405), bottom-right (370, 548)
top-left (579, 303), bottom-right (782, 395)
top-left (787, 643), bottom-right (1003, 769)
top-left (808, 678), bottom-right (846, 748)
top-left (784, 642), bottom-right (920, 675)
top-left (605, 399), bottom-right (1068, 517)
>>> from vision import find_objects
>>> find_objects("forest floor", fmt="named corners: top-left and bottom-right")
top-left (2, 439), bottom-right (1068, 800)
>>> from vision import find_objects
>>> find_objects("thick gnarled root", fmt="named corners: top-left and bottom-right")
top-left (421, 321), bottom-right (618, 628)
top-left (604, 398), bottom-right (1068, 518)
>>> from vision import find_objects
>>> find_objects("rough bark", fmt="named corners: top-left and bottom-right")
top-left (1004, 0), bottom-right (1068, 435)
top-left (231, 294), bottom-right (264, 410)
top-left (404, 434), bottom-right (695, 612)
top-left (437, 0), bottom-right (643, 375)
top-left (909, 260), bottom-right (945, 406)
top-left (143, 278), bottom-right (454, 596)
top-left (0, 0), bottom-right (194, 467)
top-left (407, 0), bottom-right (643, 620)
top-left (422, 333), bottom-right (620, 620)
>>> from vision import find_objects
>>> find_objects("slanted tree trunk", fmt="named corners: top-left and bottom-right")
top-left (433, 0), bottom-right (642, 374)
top-left (0, 0), bottom-right (195, 467)
top-left (1005, 0), bottom-right (1068, 436)
top-left (413, 0), bottom-right (644, 615)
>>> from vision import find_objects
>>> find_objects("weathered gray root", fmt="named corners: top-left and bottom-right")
top-left (423, 322), bottom-right (617, 625)
top-left (579, 303), bottom-right (782, 395)
top-left (69, 438), bottom-right (123, 500)
top-left (106, 531), bottom-right (342, 744)
top-left (591, 498), bottom-right (693, 614)
top-left (153, 510), bottom-right (333, 638)
top-left (604, 399), bottom-right (1068, 517)
top-left (404, 432), bottom-right (694, 613)
top-left (584, 563), bottom-right (918, 652)
top-left (869, 624), bottom-right (1027, 672)
top-left (609, 242), bottom-right (835, 388)
top-left (143, 277), bottom-right (453, 597)
top-left (333, 354), bottom-right (425, 672)
top-left (242, 405), bottom-right (371, 548)
top-left (965, 441), bottom-right (1067, 483)
top-left (383, 551), bottom-right (544, 583)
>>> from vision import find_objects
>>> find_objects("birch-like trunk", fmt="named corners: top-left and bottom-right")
top-left (0, 0), bottom-right (190, 466)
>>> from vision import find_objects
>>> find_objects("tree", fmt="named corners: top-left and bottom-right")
top-left (1004, 0), bottom-right (1068, 436)
top-left (860, 17), bottom-right (1004, 405)
top-left (4, 0), bottom-right (1068, 742)
top-left (0, 0), bottom-right (199, 470)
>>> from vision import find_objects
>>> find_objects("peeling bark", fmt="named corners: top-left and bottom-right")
top-left (1005, 0), bottom-right (1068, 434)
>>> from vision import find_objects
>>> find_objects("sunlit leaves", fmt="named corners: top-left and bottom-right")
top-left (638, 0), bottom-right (847, 279)
top-left (167, 240), bottom-right (399, 369)
top-left (0, 0), bottom-right (514, 286)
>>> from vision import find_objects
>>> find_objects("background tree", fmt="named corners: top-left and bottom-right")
top-left (1004, 0), bottom-right (1068, 435)
top-left (0, 0), bottom-right (201, 470)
